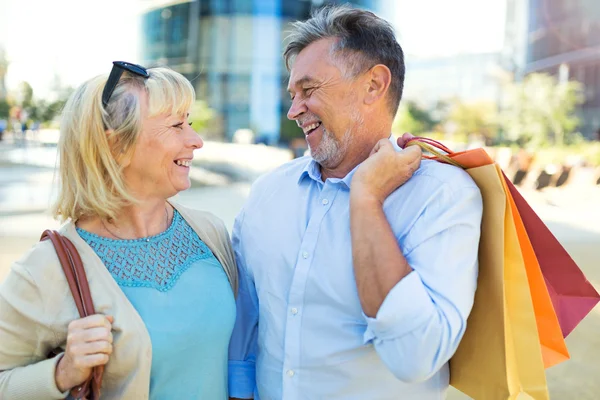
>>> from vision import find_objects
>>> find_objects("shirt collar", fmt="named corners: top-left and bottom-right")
top-left (298, 158), bottom-right (322, 185)
top-left (297, 134), bottom-right (399, 188)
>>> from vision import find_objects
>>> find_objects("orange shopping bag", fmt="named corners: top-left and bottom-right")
top-left (503, 176), bottom-right (569, 368)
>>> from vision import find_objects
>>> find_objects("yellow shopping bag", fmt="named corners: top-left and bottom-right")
top-left (498, 165), bottom-right (549, 400)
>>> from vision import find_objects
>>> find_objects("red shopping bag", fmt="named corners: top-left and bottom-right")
top-left (503, 176), bottom-right (600, 337)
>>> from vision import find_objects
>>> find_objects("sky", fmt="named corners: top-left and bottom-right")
top-left (0, 0), bottom-right (142, 100)
top-left (391, 0), bottom-right (507, 57)
top-left (0, 0), bottom-right (507, 100)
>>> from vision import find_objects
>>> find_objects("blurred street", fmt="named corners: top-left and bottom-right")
top-left (0, 137), bottom-right (599, 399)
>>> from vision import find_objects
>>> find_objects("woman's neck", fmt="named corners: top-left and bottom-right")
top-left (77, 200), bottom-right (172, 240)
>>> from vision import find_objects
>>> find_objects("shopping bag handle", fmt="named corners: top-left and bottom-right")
top-left (405, 137), bottom-right (466, 169)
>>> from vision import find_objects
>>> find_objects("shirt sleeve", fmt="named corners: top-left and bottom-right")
top-left (363, 182), bottom-right (483, 383)
top-left (228, 209), bottom-right (258, 399)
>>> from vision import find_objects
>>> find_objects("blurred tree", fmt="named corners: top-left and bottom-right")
top-left (501, 73), bottom-right (583, 147)
top-left (279, 115), bottom-right (304, 144)
top-left (0, 47), bottom-right (8, 100)
top-left (37, 94), bottom-right (70, 126)
top-left (16, 81), bottom-right (34, 109)
top-left (189, 100), bottom-right (217, 135)
top-left (392, 101), bottom-right (438, 135)
top-left (0, 99), bottom-right (10, 119)
top-left (28, 99), bottom-right (47, 122)
top-left (447, 99), bottom-right (498, 144)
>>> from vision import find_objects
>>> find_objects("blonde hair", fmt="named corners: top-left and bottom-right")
top-left (51, 67), bottom-right (195, 222)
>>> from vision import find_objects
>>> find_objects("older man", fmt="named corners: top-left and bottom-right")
top-left (228, 5), bottom-right (483, 400)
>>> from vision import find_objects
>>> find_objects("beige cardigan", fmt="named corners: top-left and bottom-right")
top-left (0, 201), bottom-right (238, 399)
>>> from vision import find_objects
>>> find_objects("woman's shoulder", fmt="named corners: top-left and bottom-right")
top-left (4, 237), bottom-right (69, 309)
top-left (10, 237), bottom-right (61, 279)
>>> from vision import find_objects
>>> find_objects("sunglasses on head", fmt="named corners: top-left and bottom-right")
top-left (102, 61), bottom-right (150, 107)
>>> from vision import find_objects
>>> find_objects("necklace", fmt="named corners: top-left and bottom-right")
top-left (101, 206), bottom-right (169, 241)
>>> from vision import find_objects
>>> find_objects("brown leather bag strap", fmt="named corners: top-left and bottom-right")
top-left (60, 234), bottom-right (96, 316)
top-left (40, 230), bottom-right (89, 317)
top-left (40, 230), bottom-right (102, 400)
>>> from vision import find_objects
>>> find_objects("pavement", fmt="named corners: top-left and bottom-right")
top-left (0, 133), bottom-right (599, 399)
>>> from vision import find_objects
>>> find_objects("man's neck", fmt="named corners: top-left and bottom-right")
top-left (320, 131), bottom-right (391, 181)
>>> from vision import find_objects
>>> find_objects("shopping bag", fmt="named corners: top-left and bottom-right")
top-left (406, 138), bottom-right (571, 366)
top-left (405, 138), bottom-right (554, 399)
top-left (504, 176), bottom-right (600, 338)
top-left (503, 176), bottom-right (570, 368)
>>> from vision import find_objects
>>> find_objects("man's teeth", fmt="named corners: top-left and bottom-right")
top-left (303, 122), bottom-right (321, 134)
top-left (175, 160), bottom-right (191, 167)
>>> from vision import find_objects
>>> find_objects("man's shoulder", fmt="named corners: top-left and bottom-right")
top-left (413, 159), bottom-right (480, 192)
top-left (389, 158), bottom-right (482, 212)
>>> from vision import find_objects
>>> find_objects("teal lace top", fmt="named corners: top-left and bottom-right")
top-left (77, 210), bottom-right (236, 399)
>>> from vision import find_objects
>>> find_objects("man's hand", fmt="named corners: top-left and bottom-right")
top-left (351, 138), bottom-right (422, 204)
top-left (396, 132), bottom-right (416, 149)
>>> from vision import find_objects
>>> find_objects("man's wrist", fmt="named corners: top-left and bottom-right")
top-left (350, 189), bottom-right (384, 208)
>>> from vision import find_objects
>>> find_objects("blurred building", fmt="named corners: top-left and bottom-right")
top-left (403, 52), bottom-right (504, 107)
top-left (140, 0), bottom-right (386, 143)
top-left (502, 0), bottom-right (529, 80)
top-left (525, 0), bottom-right (600, 138)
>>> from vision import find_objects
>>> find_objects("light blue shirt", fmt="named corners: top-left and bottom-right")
top-left (78, 210), bottom-right (236, 400)
top-left (228, 142), bottom-right (483, 400)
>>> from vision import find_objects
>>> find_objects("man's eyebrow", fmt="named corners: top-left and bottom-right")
top-left (288, 75), bottom-right (318, 92)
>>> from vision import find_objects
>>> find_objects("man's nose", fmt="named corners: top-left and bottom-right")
top-left (287, 97), bottom-right (306, 121)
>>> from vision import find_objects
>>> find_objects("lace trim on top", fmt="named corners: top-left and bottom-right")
top-left (76, 210), bottom-right (213, 292)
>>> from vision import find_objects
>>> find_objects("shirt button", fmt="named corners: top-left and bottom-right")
top-left (322, 198), bottom-right (329, 205)
top-left (287, 369), bottom-right (295, 377)
top-left (291, 308), bottom-right (298, 315)
top-left (302, 251), bottom-right (309, 259)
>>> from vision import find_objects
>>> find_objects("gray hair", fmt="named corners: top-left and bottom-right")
top-left (284, 4), bottom-right (405, 116)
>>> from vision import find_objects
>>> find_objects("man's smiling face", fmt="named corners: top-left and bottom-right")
top-left (286, 38), bottom-right (365, 169)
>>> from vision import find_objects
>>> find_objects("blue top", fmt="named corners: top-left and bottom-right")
top-left (77, 210), bottom-right (236, 400)
top-left (228, 139), bottom-right (484, 400)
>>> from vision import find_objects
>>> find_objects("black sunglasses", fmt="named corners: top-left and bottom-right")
top-left (102, 61), bottom-right (150, 107)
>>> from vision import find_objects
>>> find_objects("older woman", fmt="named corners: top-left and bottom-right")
top-left (0, 62), bottom-right (237, 399)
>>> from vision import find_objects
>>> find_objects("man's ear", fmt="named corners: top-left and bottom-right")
top-left (363, 64), bottom-right (392, 106)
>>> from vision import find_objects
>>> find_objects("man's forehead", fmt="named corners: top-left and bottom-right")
top-left (289, 38), bottom-right (336, 73)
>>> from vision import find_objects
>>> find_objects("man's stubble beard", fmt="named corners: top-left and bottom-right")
top-left (310, 108), bottom-right (363, 169)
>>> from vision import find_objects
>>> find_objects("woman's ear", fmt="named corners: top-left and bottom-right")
top-left (106, 129), bottom-right (131, 167)
top-left (363, 64), bottom-right (392, 106)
